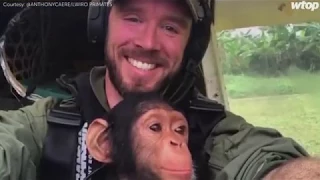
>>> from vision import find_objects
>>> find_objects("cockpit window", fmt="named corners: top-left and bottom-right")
top-left (218, 23), bottom-right (320, 155)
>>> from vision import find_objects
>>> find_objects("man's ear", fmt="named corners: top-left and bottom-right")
top-left (86, 118), bottom-right (112, 163)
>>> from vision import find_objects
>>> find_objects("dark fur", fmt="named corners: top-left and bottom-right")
top-left (106, 92), bottom-right (169, 180)
top-left (191, 150), bottom-right (213, 180)
top-left (104, 92), bottom-right (211, 180)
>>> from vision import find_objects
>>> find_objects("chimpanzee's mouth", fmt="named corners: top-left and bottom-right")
top-left (160, 167), bottom-right (192, 175)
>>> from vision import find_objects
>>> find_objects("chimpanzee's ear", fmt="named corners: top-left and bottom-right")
top-left (86, 118), bottom-right (112, 163)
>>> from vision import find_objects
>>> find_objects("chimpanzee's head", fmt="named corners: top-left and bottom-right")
top-left (87, 92), bottom-right (194, 180)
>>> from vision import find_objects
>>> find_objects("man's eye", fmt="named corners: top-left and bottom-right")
top-left (175, 126), bottom-right (186, 135)
top-left (163, 25), bottom-right (178, 34)
top-left (150, 123), bottom-right (162, 132)
top-left (124, 17), bottom-right (141, 23)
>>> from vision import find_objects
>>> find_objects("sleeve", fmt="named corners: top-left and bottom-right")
top-left (0, 97), bottom-right (56, 180)
top-left (205, 111), bottom-right (309, 180)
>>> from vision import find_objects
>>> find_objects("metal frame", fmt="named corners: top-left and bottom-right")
top-left (0, 38), bottom-right (27, 98)
top-left (201, 25), bottom-right (230, 109)
top-left (0, 37), bottom-right (43, 102)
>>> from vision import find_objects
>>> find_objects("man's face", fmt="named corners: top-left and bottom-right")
top-left (106, 0), bottom-right (192, 94)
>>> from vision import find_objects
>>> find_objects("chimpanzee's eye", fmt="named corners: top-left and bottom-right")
top-left (150, 123), bottom-right (162, 132)
top-left (175, 125), bottom-right (186, 135)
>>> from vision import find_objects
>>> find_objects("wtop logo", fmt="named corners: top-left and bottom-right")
top-left (291, 1), bottom-right (320, 11)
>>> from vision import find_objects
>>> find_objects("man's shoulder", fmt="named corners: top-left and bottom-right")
top-left (208, 110), bottom-right (289, 147)
top-left (211, 110), bottom-right (255, 137)
top-left (11, 97), bottom-right (58, 117)
top-left (0, 97), bottom-right (58, 152)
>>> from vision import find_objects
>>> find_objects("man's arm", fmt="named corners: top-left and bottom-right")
top-left (204, 111), bottom-right (309, 180)
top-left (263, 157), bottom-right (320, 180)
top-left (0, 97), bottom-right (56, 180)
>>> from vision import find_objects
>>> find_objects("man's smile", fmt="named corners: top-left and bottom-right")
top-left (122, 55), bottom-right (164, 79)
top-left (127, 57), bottom-right (157, 71)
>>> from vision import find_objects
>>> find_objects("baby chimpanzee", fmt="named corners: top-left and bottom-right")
top-left (87, 92), bottom-right (211, 180)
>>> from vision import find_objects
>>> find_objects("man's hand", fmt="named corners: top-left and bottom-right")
top-left (263, 157), bottom-right (320, 180)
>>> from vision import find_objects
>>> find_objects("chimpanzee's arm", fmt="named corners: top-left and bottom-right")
top-left (204, 111), bottom-right (309, 180)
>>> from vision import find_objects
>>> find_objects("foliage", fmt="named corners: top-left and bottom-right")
top-left (218, 22), bottom-right (320, 76)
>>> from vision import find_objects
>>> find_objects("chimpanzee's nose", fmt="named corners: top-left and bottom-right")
top-left (170, 140), bottom-right (182, 147)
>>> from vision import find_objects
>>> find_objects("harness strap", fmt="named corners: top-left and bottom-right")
top-left (187, 89), bottom-right (226, 180)
top-left (74, 72), bottom-right (108, 180)
top-left (38, 72), bottom-right (106, 180)
top-left (38, 98), bottom-right (83, 180)
top-left (188, 89), bottom-right (225, 149)
top-left (38, 74), bottom-right (84, 180)
top-left (190, 92), bottom-right (226, 139)
top-left (74, 72), bottom-right (106, 124)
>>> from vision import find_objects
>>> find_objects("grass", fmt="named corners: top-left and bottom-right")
top-left (224, 67), bottom-right (320, 99)
top-left (224, 68), bottom-right (320, 156)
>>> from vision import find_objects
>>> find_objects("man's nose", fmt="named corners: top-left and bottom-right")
top-left (134, 25), bottom-right (160, 51)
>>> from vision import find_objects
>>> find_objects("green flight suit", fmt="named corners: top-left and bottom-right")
top-left (0, 66), bottom-right (308, 180)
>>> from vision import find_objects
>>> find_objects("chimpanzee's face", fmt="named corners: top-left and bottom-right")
top-left (132, 107), bottom-right (193, 180)
top-left (105, 0), bottom-right (192, 94)
top-left (86, 94), bottom-right (196, 180)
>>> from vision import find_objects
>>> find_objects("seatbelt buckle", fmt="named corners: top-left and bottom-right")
top-left (47, 100), bottom-right (82, 127)
top-left (56, 74), bottom-right (78, 97)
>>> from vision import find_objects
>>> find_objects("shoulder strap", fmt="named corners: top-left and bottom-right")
top-left (187, 89), bottom-right (226, 150)
top-left (38, 72), bottom-right (107, 180)
top-left (74, 72), bottom-right (107, 180)
top-left (37, 73), bottom-right (88, 180)
top-left (186, 89), bottom-right (226, 180)
top-left (38, 97), bottom-right (83, 180)
top-left (75, 72), bottom-right (106, 124)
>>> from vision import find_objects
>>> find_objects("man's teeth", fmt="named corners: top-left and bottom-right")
top-left (128, 58), bottom-right (156, 70)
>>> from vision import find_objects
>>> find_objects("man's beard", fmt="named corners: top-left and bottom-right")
top-left (105, 49), bottom-right (179, 96)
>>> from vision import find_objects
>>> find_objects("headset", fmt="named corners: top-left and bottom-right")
top-left (87, 0), bottom-right (215, 105)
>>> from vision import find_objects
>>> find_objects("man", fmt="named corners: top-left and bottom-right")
top-left (0, 0), bottom-right (313, 180)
